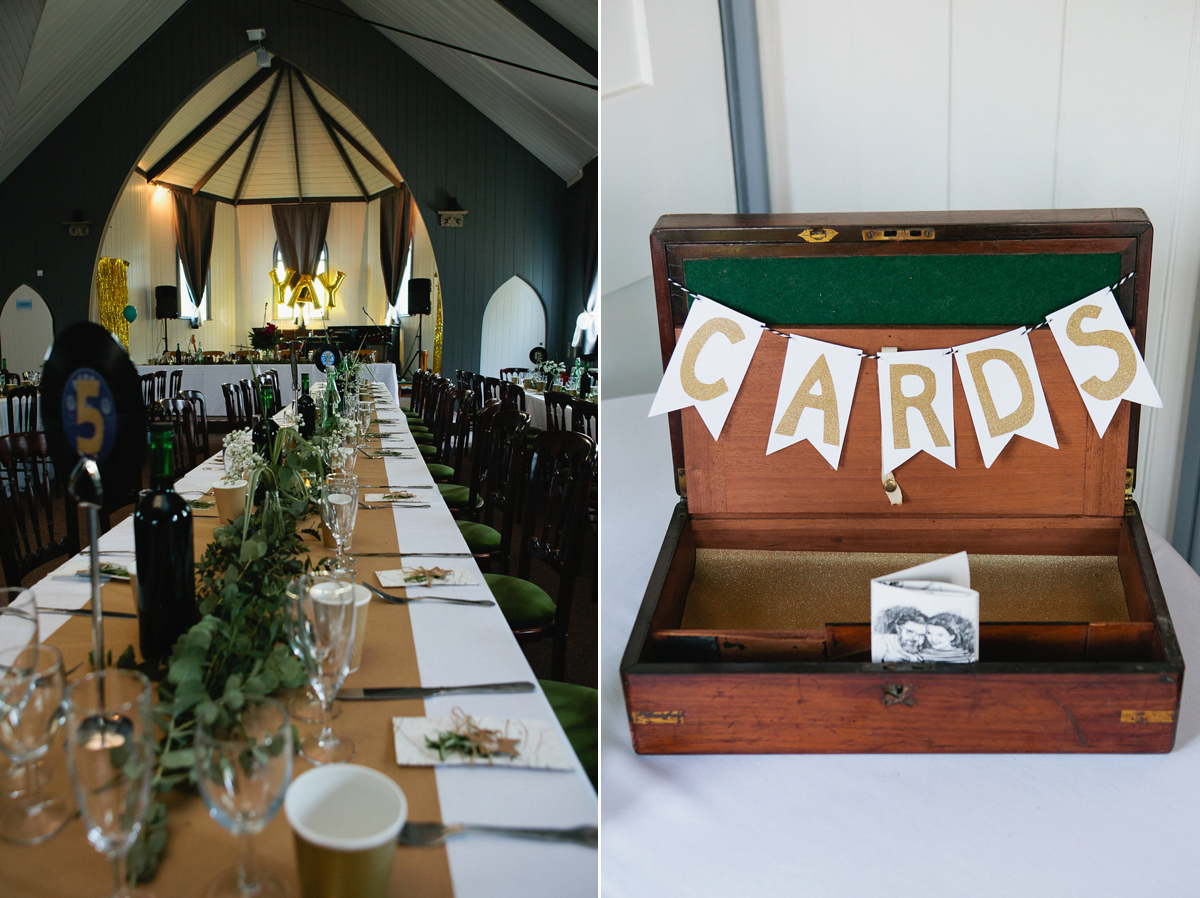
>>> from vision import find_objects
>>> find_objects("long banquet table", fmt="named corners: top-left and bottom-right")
top-left (0, 385), bottom-right (596, 897)
top-left (135, 362), bottom-right (399, 417)
top-left (601, 392), bottom-right (1200, 898)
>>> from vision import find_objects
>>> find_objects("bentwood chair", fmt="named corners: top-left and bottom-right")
top-left (0, 432), bottom-right (78, 584)
top-left (2, 371), bottom-right (19, 387)
top-left (238, 379), bottom-right (260, 418)
top-left (255, 374), bottom-right (280, 416)
top-left (141, 373), bottom-right (158, 417)
top-left (222, 383), bottom-right (248, 430)
top-left (153, 369), bottom-right (167, 405)
top-left (543, 390), bottom-right (573, 433)
top-left (479, 408), bottom-right (531, 575)
top-left (5, 385), bottom-right (38, 434)
top-left (159, 399), bottom-right (204, 477)
top-left (499, 367), bottom-right (529, 382)
top-left (483, 430), bottom-right (596, 680)
top-left (436, 389), bottom-right (482, 509)
top-left (500, 380), bottom-right (525, 412)
top-left (482, 376), bottom-right (503, 406)
top-left (168, 368), bottom-right (183, 398)
top-left (570, 399), bottom-right (598, 441)
top-left (179, 389), bottom-right (210, 459)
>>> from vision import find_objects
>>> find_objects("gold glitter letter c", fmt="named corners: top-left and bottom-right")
top-left (680, 317), bottom-right (745, 402)
top-left (966, 349), bottom-right (1035, 438)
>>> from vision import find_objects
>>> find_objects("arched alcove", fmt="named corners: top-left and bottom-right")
top-left (0, 285), bottom-right (53, 375)
top-left (479, 277), bottom-right (546, 378)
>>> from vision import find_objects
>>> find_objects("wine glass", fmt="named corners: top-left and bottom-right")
top-left (0, 642), bottom-right (70, 844)
top-left (289, 573), bottom-right (355, 764)
top-left (281, 578), bottom-right (338, 726)
top-left (0, 587), bottom-right (40, 802)
top-left (194, 695), bottom-right (293, 898)
top-left (65, 669), bottom-right (156, 898)
top-left (319, 474), bottom-right (358, 568)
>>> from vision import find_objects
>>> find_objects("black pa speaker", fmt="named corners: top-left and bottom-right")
top-left (155, 285), bottom-right (179, 319)
top-left (408, 278), bottom-right (431, 315)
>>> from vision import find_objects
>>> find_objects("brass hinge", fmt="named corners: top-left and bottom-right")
top-left (798, 227), bottom-right (838, 243)
top-left (1125, 467), bottom-right (1136, 514)
top-left (862, 226), bottom-right (935, 241)
top-left (632, 710), bottom-right (685, 725)
top-left (676, 467), bottom-right (687, 498)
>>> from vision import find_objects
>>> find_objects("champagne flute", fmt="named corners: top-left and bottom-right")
top-left (195, 695), bottom-right (293, 898)
top-left (320, 474), bottom-right (358, 568)
top-left (65, 669), bottom-right (156, 898)
top-left (281, 578), bottom-right (338, 726)
top-left (290, 574), bottom-right (355, 764)
top-left (0, 643), bottom-right (70, 843)
top-left (0, 587), bottom-right (40, 802)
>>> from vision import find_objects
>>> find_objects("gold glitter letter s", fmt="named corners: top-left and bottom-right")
top-left (774, 353), bottom-right (839, 445)
top-left (965, 349), bottom-right (1034, 438)
top-left (1065, 304), bottom-right (1136, 401)
top-left (890, 363), bottom-right (950, 449)
top-left (680, 317), bottom-right (745, 402)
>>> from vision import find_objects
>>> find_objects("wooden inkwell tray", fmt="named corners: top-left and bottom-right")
top-left (621, 209), bottom-right (1185, 754)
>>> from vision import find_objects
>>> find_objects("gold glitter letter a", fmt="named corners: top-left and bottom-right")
top-left (680, 317), bottom-right (745, 402)
top-left (774, 353), bottom-right (839, 445)
top-left (1065, 304), bottom-right (1136, 401)
top-left (965, 348), bottom-right (1034, 438)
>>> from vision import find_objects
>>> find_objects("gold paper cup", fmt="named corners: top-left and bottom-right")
top-left (213, 479), bottom-right (248, 525)
top-left (285, 765), bottom-right (407, 898)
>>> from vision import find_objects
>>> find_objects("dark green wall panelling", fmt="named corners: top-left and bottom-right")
top-left (0, 0), bottom-right (585, 376)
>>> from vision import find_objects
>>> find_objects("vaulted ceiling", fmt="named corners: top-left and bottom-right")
top-left (0, 0), bottom-right (597, 187)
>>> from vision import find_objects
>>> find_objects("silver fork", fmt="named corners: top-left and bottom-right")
top-left (359, 501), bottom-right (430, 510)
top-left (398, 822), bottom-right (597, 848)
top-left (364, 583), bottom-right (493, 607)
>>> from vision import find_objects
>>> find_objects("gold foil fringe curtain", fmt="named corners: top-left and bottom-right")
top-left (432, 278), bottom-right (443, 374)
top-left (97, 257), bottom-right (131, 350)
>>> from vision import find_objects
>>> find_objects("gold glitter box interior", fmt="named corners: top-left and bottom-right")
top-left (622, 210), bottom-right (1185, 754)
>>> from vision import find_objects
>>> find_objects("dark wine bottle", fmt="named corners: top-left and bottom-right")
top-left (133, 423), bottom-right (198, 665)
top-left (252, 386), bottom-right (279, 454)
top-left (175, 343), bottom-right (182, 365)
top-left (297, 373), bottom-right (317, 438)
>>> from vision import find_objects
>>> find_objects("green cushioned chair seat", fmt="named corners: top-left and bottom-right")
top-left (413, 433), bottom-right (435, 444)
top-left (409, 424), bottom-right (431, 434)
top-left (417, 443), bottom-right (437, 457)
top-left (438, 482), bottom-right (469, 506)
top-left (484, 573), bottom-right (554, 629)
top-left (425, 463), bottom-right (455, 480)
top-left (456, 520), bottom-right (501, 553)
top-left (539, 679), bottom-right (597, 788)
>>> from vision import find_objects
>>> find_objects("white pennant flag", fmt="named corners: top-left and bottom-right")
top-left (766, 335), bottom-right (862, 468)
top-left (878, 348), bottom-right (956, 471)
top-left (648, 296), bottom-right (765, 440)
top-left (953, 328), bottom-right (1058, 467)
top-left (1045, 287), bottom-right (1162, 437)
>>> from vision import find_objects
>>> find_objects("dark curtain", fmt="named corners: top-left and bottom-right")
top-left (271, 202), bottom-right (332, 285)
top-left (379, 185), bottom-right (417, 307)
top-left (578, 157), bottom-right (598, 312)
top-left (566, 157), bottom-right (598, 358)
top-left (170, 189), bottom-right (217, 307)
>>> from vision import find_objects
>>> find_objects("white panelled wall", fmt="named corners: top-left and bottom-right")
top-left (479, 275), bottom-right (547, 378)
top-left (755, 0), bottom-right (1200, 539)
top-left (92, 175), bottom-right (440, 373)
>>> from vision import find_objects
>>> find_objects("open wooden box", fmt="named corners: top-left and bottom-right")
top-left (621, 209), bottom-right (1185, 753)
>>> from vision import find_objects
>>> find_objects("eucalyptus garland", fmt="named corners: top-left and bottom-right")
top-left (120, 425), bottom-right (332, 884)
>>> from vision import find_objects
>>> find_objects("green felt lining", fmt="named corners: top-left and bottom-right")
top-left (683, 253), bottom-right (1123, 326)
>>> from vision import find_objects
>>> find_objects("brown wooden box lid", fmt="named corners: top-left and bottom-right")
top-left (650, 209), bottom-right (1152, 521)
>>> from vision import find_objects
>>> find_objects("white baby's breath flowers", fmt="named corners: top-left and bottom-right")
top-left (221, 428), bottom-right (260, 481)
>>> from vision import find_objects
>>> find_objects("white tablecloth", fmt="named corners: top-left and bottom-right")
top-left (135, 363), bottom-right (398, 417)
top-left (600, 392), bottom-right (1200, 898)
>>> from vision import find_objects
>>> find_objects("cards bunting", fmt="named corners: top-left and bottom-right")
top-left (1046, 287), bottom-right (1162, 437)
top-left (766, 335), bottom-right (862, 468)
top-left (651, 279), bottom-right (1161, 474)
top-left (878, 349), bottom-right (956, 471)
top-left (648, 297), bottom-right (765, 440)
top-left (953, 328), bottom-right (1057, 467)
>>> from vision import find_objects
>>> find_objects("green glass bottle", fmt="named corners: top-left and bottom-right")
top-left (133, 423), bottom-right (197, 665)
top-left (297, 373), bottom-right (317, 438)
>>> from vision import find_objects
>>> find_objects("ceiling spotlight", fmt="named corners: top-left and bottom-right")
top-left (256, 46), bottom-right (271, 68)
top-left (246, 28), bottom-right (265, 42)
top-left (247, 28), bottom-right (271, 67)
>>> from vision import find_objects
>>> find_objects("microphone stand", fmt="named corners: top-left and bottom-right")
top-left (400, 313), bottom-right (425, 379)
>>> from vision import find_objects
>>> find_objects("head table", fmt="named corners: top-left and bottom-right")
top-left (0, 385), bottom-right (596, 897)
top-left (135, 363), bottom-right (400, 418)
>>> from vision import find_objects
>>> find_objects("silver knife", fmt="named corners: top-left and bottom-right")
top-left (339, 681), bottom-right (535, 701)
top-left (352, 551), bottom-right (473, 557)
top-left (42, 607), bottom-right (138, 620)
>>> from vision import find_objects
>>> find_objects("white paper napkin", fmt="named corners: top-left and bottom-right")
top-left (393, 716), bottom-right (575, 770)
top-left (377, 564), bottom-right (478, 588)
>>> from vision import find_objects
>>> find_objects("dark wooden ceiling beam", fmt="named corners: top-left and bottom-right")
top-left (287, 69), bottom-right (303, 201)
top-left (293, 71), bottom-right (368, 199)
top-left (192, 104), bottom-right (270, 195)
top-left (491, 0), bottom-right (596, 78)
top-left (233, 69), bottom-right (284, 204)
top-left (144, 66), bottom-right (276, 181)
top-left (293, 71), bottom-right (401, 190)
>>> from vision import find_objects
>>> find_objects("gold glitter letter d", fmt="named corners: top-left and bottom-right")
top-left (891, 363), bottom-right (950, 449)
top-left (680, 317), bottom-right (745, 402)
top-left (775, 353), bottom-right (839, 445)
top-left (1066, 304), bottom-right (1136, 401)
top-left (965, 349), bottom-right (1034, 438)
